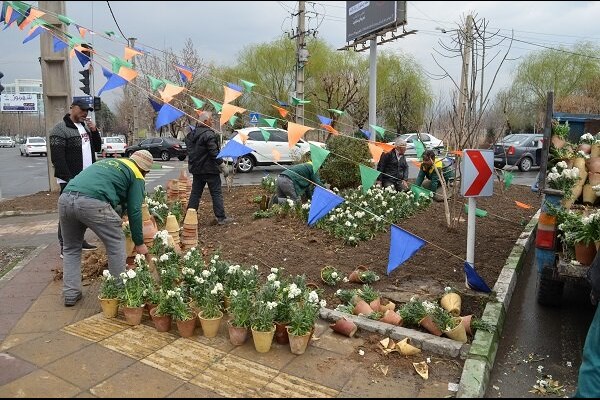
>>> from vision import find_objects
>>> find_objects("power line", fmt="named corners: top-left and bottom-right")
top-left (105, 1), bottom-right (127, 39)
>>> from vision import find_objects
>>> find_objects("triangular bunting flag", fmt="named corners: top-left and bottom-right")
top-left (277, 100), bottom-right (289, 107)
top-left (16, 6), bottom-right (31, 30)
top-left (57, 14), bottom-right (73, 26)
top-left (208, 99), bottom-right (223, 113)
top-left (159, 83), bottom-right (184, 103)
top-left (53, 36), bottom-right (68, 52)
top-left (175, 64), bottom-right (193, 83)
top-left (291, 96), bottom-right (310, 105)
top-left (98, 70), bottom-right (128, 96)
top-left (240, 79), bottom-right (256, 92)
top-left (369, 124), bottom-right (386, 139)
top-left (19, 8), bottom-right (44, 30)
top-left (322, 124), bottom-right (339, 135)
top-left (515, 201), bottom-right (532, 209)
top-left (464, 262), bottom-right (492, 293)
top-left (227, 82), bottom-right (244, 92)
top-left (310, 143), bottom-right (330, 173)
top-left (74, 49), bottom-right (90, 67)
top-left (375, 141), bottom-right (395, 153)
top-left (307, 186), bottom-right (344, 226)
top-left (5, 6), bottom-right (20, 27)
top-left (220, 103), bottom-right (246, 127)
top-left (272, 149), bottom-right (281, 161)
top-left (414, 140), bottom-right (426, 160)
top-left (259, 128), bottom-right (271, 142)
top-left (148, 97), bottom-right (163, 112)
top-left (124, 46), bottom-right (143, 61)
top-left (273, 104), bottom-right (288, 118)
top-left (229, 115), bottom-right (239, 127)
top-left (110, 56), bottom-right (133, 73)
top-left (155, 104), bottom-right (184, 130)
top-left (223, 85), bottom-right (243, 104)
top-left (387, 225), bottom-right (426, 275)
top-left (317, 115), bottom-right (332, 126)
top-left (217, 140), bottom-right (254, 159)
top-left (117, 66), bottom-right (138, 82)
top-left (503, 171), bottom-right (514, 190)
top-left (190, 95), bottom-right (204, 109)
top-left (360, 129), bottom-right (371, 139)
top-left (148, 75), bottom-right (164, 91)
top-left (287, 122), bottom-right (311, 148)
top-left (77, 25), bottom-right (87, 38)
top-left (464, 204), bottom-right (488, 217)
top-left (368, 143), bottom-right (384, 163)
top-left (261, 118), bottom-right (277, 128)
top-left (327, 108), bottom-right (344, 116)
top-left (105, 30), bottom-right (115, 37)
top-left (359, 164), bottom-right (381, 194)
top-left (411, 184), bottom-right (433, 200)
top-left (238, 133), bottom-right (248, 144)
top-left (101, 66), bottom-right (113, 79)
top-left (67, 36), bottom-right (84, 49)
top-left (22, 26), bottom-right (43, 44)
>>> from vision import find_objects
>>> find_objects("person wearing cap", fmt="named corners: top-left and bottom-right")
top-left (185, 111), bottom-right (232, 225)
top-left (415, 149), bottom-right (454, 201)
top-left (376, 137), bottom-right (409, 192)
top-left (57, 150), bottom-right (152, 307)
top-left (50, 99), bottom-right (102, 258)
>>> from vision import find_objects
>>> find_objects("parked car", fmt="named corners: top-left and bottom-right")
top-left (100, 136), bottom-right (127, 157)
top-left (19, 137), bottom-right (47, 157)
top-left (388, 133), bottom-right (444, 157)
top-left (492, 133), bottom-right (543, 172)
top-left (0, 136), bottom-right (15, 148)
top-left (125, 137), bottom-right (187, 161)
top-left (225, 127), bottom-right (326, 173)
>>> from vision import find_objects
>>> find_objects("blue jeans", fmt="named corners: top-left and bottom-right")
top-left (58, 192), bottom-right (125, 300)
top-left (187, 173), bottom-right (226, 221)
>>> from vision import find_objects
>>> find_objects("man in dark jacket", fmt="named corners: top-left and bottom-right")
top-left (185, 111), bottom-right (231, 225)
top-left (50, 100), bottom-right (102, 257)
top-left (376, 137), bottom-right (409, 191)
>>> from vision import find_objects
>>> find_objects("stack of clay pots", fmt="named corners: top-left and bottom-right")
top-left (584, 144), bottom-right (600, 206)
top-left (177, 169), bottom-right (192, 206)
top-left (141, 203), bottom-right (158, 248)
top-left (166, 179), bottom-right (181, 204)
top-left (165, 214), bottom-right (181, 250)
top-left (181, 208), bottom-right (198, 251)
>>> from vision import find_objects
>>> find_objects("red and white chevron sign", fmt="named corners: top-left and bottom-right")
top-left (461, 149), bottom-right (493, 197)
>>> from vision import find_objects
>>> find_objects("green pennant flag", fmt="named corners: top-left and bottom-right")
top-left (68, 36), bottom-right (84, 48)
top-left (105, 30), bottom-right (115, 37)
top-left (58, 14), bottom-right (74, 26)
top-left (414, 140), bottom-right (426, 160)
top-left (464, 204), bottom-right (488, 217)
top-left (31, 18), bottom-right (50, 28)
top-left (110, 56), bottom-right (133, 73)
top-left (503, 171), bottom-right (514, 189)
top-left (411, 184), bottom-right (433, 200)
top-left (229, 115), bottom-right (238, 127)
top-left (208, 99), bottom-right (222, 113)
top-left (259, 128), bottom-right (271, 142)
top-left (291, 96), bottom-right (311, 105)
top-left (369, 124), bottom-right (386, 140)
top-left (310, 143), bottom-right (330, 174)
top-left (261, 118), bottom-right (277, 128)
top-left (240, 79), bottom-right (256, 93)
top-left (359, 164), bottom-right (381, 194)
top-left (190, 95), bottom-right (205, 109)
top-left (147, 76), bottom-right (164, 91)
top-left (327, 108), bottom-right (345, 116)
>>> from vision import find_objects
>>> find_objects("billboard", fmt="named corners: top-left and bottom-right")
top-left (0, 93), bottom-right (38, 113)
top-left (346, 1), bottom-right (407, 42)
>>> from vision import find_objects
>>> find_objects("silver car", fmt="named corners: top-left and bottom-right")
top-left (492, 133), bottom-right (543, 172)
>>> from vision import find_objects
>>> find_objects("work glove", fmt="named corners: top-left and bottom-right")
top-left (219, 163), bottom-right (230, 178)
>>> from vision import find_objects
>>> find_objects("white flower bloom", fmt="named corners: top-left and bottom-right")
top-left (343, 277), bottom-right (349, 283)
top-left (102, 270), bottom-right (110, 278)
top-left (271, 268), bottom-right (279, 273)
top-left (202, 270), bottom-right (211, 278)
top-left (267, 301), bottom-right (278, 310)
top-left (194, 276), bottom-right (204, 284)
top-left (267, 273), bottom-right (277, 281)
top-left (319, 299), bottom-right (327, 307)
top-left (308, 291), bottom-right (319, 303)
top-left (230, 290), bottom-right (238, 297)
top-left (119, 272), bottom-right (127, 279)
top-left (159, 253), bottom-right (169, 262)
top-left (331, 271), bottom-right (338, 278)
top-left (273, 280), bottom-right (281, 289)
top-left (126, 269), bottom-right (137, 279)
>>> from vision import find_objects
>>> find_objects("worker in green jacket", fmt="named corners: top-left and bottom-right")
top-left (58, 150), bottom-right (153, 307)
top-left (273, 161), bottom-right (323, 205)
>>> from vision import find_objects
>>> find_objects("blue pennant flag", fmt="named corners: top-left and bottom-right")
top-left (317, 115), bottom-right (332, 126)
top-left (155, 104), bottom-right (184, 130)
top-left (53, 37), bottom-right (68, 52)
top-left (6, 7), bottom-right (22, 27)
top-left (22, 26), bottom-right (43, 44)
top-left (307, 186), bottom-right (344, 226)
top-left (217, 140), bottom-right (254, 159)
top-left (101, 66), bottom-right (113, 79)
top-left (277, 100), bottom-right (289, 107)
top-left (464, 262), bottom-right (492, 293)
top-left (387, 225), bottom-right (426, 275)
top-left (98, 70), bottom-right (128, 96)
top-left (360, 129), bottom-right (371, 139)
top-left (74, 49), bottom-right (90, 67)
top-left (227, 82), bottom-right (243, 92)
top-left (148, 97), bottom-right (163, 112)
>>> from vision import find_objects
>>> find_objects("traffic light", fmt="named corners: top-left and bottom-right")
top-left (0, 72), bottom-right (4, 95)
top-left (93, 96), bottom-right (101, 111)
top-left (79, 69), bottom-right (90, 95)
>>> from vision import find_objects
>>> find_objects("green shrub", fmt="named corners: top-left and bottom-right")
top-left (320, 135), bottom-right (372, 190)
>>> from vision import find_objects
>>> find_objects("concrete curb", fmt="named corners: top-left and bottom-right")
top-left (0, 209), bottom-right (56, 218)
top-left (0, 243), bottom-right (48, 286)
top-left (456, 209), bottom-right (540, 398)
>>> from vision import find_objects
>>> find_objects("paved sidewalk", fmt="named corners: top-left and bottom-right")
top-left (0, 214), bottom-right (460, 398)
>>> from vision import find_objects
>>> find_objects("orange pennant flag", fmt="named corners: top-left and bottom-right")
top-left (411, 160), bottom-right (422, 168)
top-left (220, 103), bottom-right (246, 126)
top-left (272, 104), bottom-right (288, 118)
top-left (368, 143), bottom-right (384, 163)
top-left (223, 86), bottom-right (243, 104)
top-left (321, 124), bottom-right (339, 135)
top-left (19, 9), bottom-right (45, 30)
top-left (515, 201), bottom-right (532, 209)
top-left (450, 150), bottom-right (463, 157)
top-left (272, 149), bottom-right (281, 162)
top-left (123, 46), bottom-right (143, 61)
top-left (117, 66), bottom-right (138, 82)
top-left (374, 141), bottom-right (395, 153)
top-left (4, 6), bottom-right (13, 25)
top-left (78, 26), bottom-right (87, 38)
top-left (159, 83), bottom-right (184, 103)
top-left (287, 122), bottom-right (312, 148)
top-left (238, 133), bottom-right (249, 144)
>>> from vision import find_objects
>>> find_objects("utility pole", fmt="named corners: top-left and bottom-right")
top-left (128, 37), bottom-right (139, 143)
top-left (294, 1), bottom-right (306, 125)
top-left (39, 0), bottom-right (70, 192)
top-left (457, 15), bottom-right (473, 134)
top-left (368, 38), bottom-right (377, 141)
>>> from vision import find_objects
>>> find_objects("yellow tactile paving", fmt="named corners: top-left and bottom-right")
top-left (263, 373), bottom-right (339, 398)
top-left (141, 339), bottom-right (227, 381)
top-left (189, 354), bottom-right (278, 397)
top-left (100, 324), bottom-right (176, 360)
top-left (61, 313), bottom-right (130, 342)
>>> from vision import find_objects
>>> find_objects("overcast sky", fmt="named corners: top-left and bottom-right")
top-left (1, 1), bottom-right (599, 111)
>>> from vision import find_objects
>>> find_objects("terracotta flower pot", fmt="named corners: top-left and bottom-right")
top-left (461, 314), bottom-right (473, 336)
top-left (150, 307), bottom-right (172, 332)
top-left (579, 143), bottom-right (592, 154)
top-left (176, 317), bottom-right (197, 338)
top-left (369, 297), bottom-right (381, 311)
top-left (353, 299), bottom-right (374, 316)
top-left (443, 317), bottom-right (468, 343)
top-left (380, 309), bottom-right (402, 326)
top-left (378, 300), bottom-right (396, 313)
top-left (274, 321), bottom-right (290, 345)
top-left (575, 242), bottom-right (597, 266)
top-left (551, 135), bottom-right (566, 149)
top-left (348, 266), bottom-right (368, 283)
top-left (122, 305), bottom-right (144, 326)
top-left (287, 328), bottom-right (312, 355)
top-left (198, 311), bottom-right (223, 338)
top-left (228, 322), bottom-right (249, 346)
top-left (418, 315), bottom-right (442, 336)
top-left (330, 318), bottom-right (358, 338)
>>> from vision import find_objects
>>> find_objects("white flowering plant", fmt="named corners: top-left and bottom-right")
top-left (260, 175), bottom-right (277, 194)
top-left (150, 185), bottom-right (167, 204)
top-left (229, 288), bottom-right (254, 328)
top-left (320, 265), bottom-right (342, 286)
top-left (119, 269), bottom-right (144, 307)
top-left (99, 270), bottom-right (120, 299)
top-left (154, 287), bottom-right (185, 317)
top-left (546, 161), bottom-right (580, 198)
top-left (398, 298), bottom-right (427, 327)
top-left (198, 282), bottom-right (224, 319)
top-left (579, 132), bottom-right (596, 145)
top-left (252, 300), bottom-right (278, 332)
top-left (287, 290), bottom-right (325, 336)
top-left (154, 251), bottom-right (181, 291)
top-left (145, 196), bottom-right (170, 229)
top-left (149, 230), bottom-right (175, 256)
